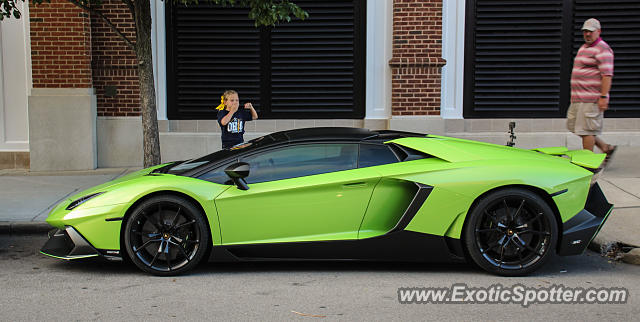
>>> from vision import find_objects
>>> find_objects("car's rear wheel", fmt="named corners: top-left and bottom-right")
top-left (124, 195), bottom-right (209, 276)
top-left (464, 188), bottom-right (557, 276)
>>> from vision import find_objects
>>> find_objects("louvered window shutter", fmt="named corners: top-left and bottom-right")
top-left (464, 0), bottom-right (567, 118)
top-left (269, 1), bottom-right (364, 118)
top-left (465, 0), bottom-right (640, 118)
top-left (166, 0), bottom-right (365, 120)
top-left (574, 0), bottom-right (640, 117)
top-left (166, 6), bottom-right (261, 120)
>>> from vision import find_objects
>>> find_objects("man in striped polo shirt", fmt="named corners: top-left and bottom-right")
top-left (567, 18), bottom-right (616, 161)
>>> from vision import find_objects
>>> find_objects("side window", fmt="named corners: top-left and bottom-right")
top-left (241, 144), bottom-right (358, 183)
top-left (197, 161), bottom-right (236, 184)
top-left (358, 144), bottom-right (399, 168)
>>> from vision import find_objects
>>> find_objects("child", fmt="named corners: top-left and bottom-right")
top-left (215, 90), bottom-right (258, 149)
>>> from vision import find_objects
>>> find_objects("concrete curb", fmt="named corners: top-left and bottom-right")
top-left (0, 222), bottom-right (53, 235)
top-left (588, 235), bottom-right (640, 266)
top-left (621, 248), bottom-right (640, 265)
top-left (588, 236), bottom-right (610, 254)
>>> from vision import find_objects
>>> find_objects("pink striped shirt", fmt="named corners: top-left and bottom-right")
top-left (570, 38), bottom-right (614, 103)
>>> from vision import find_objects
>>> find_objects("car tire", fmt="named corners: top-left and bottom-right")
top-left (464, 188), bottom-right (558, 276)
top-left (123, 195), bottom-right (209, 276)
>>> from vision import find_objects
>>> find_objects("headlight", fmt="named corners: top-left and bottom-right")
top-left (66, 192), bottom-right (105, 210)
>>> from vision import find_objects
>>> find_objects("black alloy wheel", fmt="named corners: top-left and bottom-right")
top-left (464, 188), bottom-right (557, 276)
top-left (124, 195), bottom-right (209, 276)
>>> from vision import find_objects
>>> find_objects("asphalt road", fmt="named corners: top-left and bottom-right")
top-left (1, 234), bottom-right (638, 321)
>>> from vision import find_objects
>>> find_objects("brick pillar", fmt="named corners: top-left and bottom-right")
top-left (28, 0), bottom-right (97, 170)
top-left (89, 0), bottom-right (142, 168)
top-left (90, 0), bottom-right (140, 117)
top-left (29, 0), bottom-right (92, 87)
top-left (389, 0), bottom-right (445, 116)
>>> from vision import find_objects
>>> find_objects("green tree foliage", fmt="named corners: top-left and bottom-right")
top-left (2, 0), bottom-right (308, 24)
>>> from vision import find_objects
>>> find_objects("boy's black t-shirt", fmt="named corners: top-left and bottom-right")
top-left (217, 109), bottom-right (252, 148)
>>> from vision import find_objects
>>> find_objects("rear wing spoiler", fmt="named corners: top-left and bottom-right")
top-left (531, 147), bottom-right (606, 169)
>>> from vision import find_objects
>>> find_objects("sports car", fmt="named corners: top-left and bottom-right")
top-left (41, 127), bottom-right (613, 276)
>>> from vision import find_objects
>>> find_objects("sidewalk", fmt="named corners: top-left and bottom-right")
top-left (0, 168), bottom-right (139, 233)
top-left (586, 147), bottom-right (640, 264)
top-left (1, 148), bottom-right (638, 264)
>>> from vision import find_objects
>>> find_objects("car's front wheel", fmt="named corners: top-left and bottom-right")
top-left (464, 188), bottom-right (557, 276)
top-left (123, 195), bottom-right (209, 276)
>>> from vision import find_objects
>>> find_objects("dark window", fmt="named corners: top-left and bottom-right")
top-left (162, 133), bottom-right (283, 177)
top-left (464, 0), bottom-right (640, 118)
top-left (166, 0), bottom-right (366, 120)
top-left (240, 144), bottom-right (358, 183)
top-left (197, 161), bottom-right (237, 185)
top-left (166, 160), bottom-right (210, 176)
top-left (358, 144), bottom-right (399, 168)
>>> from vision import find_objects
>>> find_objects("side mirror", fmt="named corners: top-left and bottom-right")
top-left (224, 162), bottom-right (250, 190)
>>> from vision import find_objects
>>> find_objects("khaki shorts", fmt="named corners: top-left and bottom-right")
top-left (566, 102), bottom-right (603, 135)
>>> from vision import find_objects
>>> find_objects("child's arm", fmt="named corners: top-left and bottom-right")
top-left (219, 105), bottom-right (238, 126)
top-left (245, 102), bottom-right (258, 120)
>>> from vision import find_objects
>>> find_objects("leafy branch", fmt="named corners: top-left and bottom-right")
top-left (66, 0), bottom-right (136, 52)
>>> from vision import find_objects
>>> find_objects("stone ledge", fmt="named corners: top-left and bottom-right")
top-left (29, 88), bottom-right (97, 171)
top-left (388, 57), bottom-right (446, 68)
top-left (450, 118), bottom-right (640, 133)
top-left (0, 152), bottom-right (29, 170)
top-left (30, 88), bottom-right (95, 96)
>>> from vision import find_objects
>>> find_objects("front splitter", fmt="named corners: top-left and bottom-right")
top-left (40, 226), bottom-right (121, 261)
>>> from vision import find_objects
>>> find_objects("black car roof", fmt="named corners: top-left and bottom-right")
top-left (160, 127), bottom-right (427, 177)
top-left (279, 127), bottom-right (425, 143)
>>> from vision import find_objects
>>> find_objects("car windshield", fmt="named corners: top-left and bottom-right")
top-left (161, 133), bottom-right (283, 176)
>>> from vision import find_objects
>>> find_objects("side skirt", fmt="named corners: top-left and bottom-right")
top-left (209, 230), bottom-right (465, 263)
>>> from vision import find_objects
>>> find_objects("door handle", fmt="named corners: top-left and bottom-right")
top-left (343, 182), bottom-right (366, 188)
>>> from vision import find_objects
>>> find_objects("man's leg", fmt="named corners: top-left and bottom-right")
top-left (594, 136), bottom-right (611, 153)
top-left (581, 135), bottom-right (595, 151)
top-left (596, 136), bottom-right (617, 167)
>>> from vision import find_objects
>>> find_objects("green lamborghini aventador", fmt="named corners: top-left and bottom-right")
top-left (41, 127), bottom-right (613, 276)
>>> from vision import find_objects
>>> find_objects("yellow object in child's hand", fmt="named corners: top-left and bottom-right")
top-left (215, 95), bottom-right (225, 110)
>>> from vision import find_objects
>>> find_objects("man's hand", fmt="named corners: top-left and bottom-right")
top-left (598, 97), bottom-right (609, 112)
top-left (598, 75), bottom-right (612, 112)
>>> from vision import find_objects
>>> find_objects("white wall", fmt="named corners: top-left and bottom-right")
top-left (151, 0), bottom-right (167, 121)
top-left (365, 0), bottom-right (393, 120)
top-left (441, 0), bottom-right (466, 119)
top-left (0, 1), bottom-right (31, 151)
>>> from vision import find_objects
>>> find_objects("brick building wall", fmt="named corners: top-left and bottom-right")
top-left (389, 0), bottom-right (445, 116)
top-left (29, 0), bottom-right (92, 88)
top-left (90, 0), bottom-right (140, 117)
top-left (29, 0), bottom-right (444, 118)
top-left (29, 0), bottom-right (140, 116)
